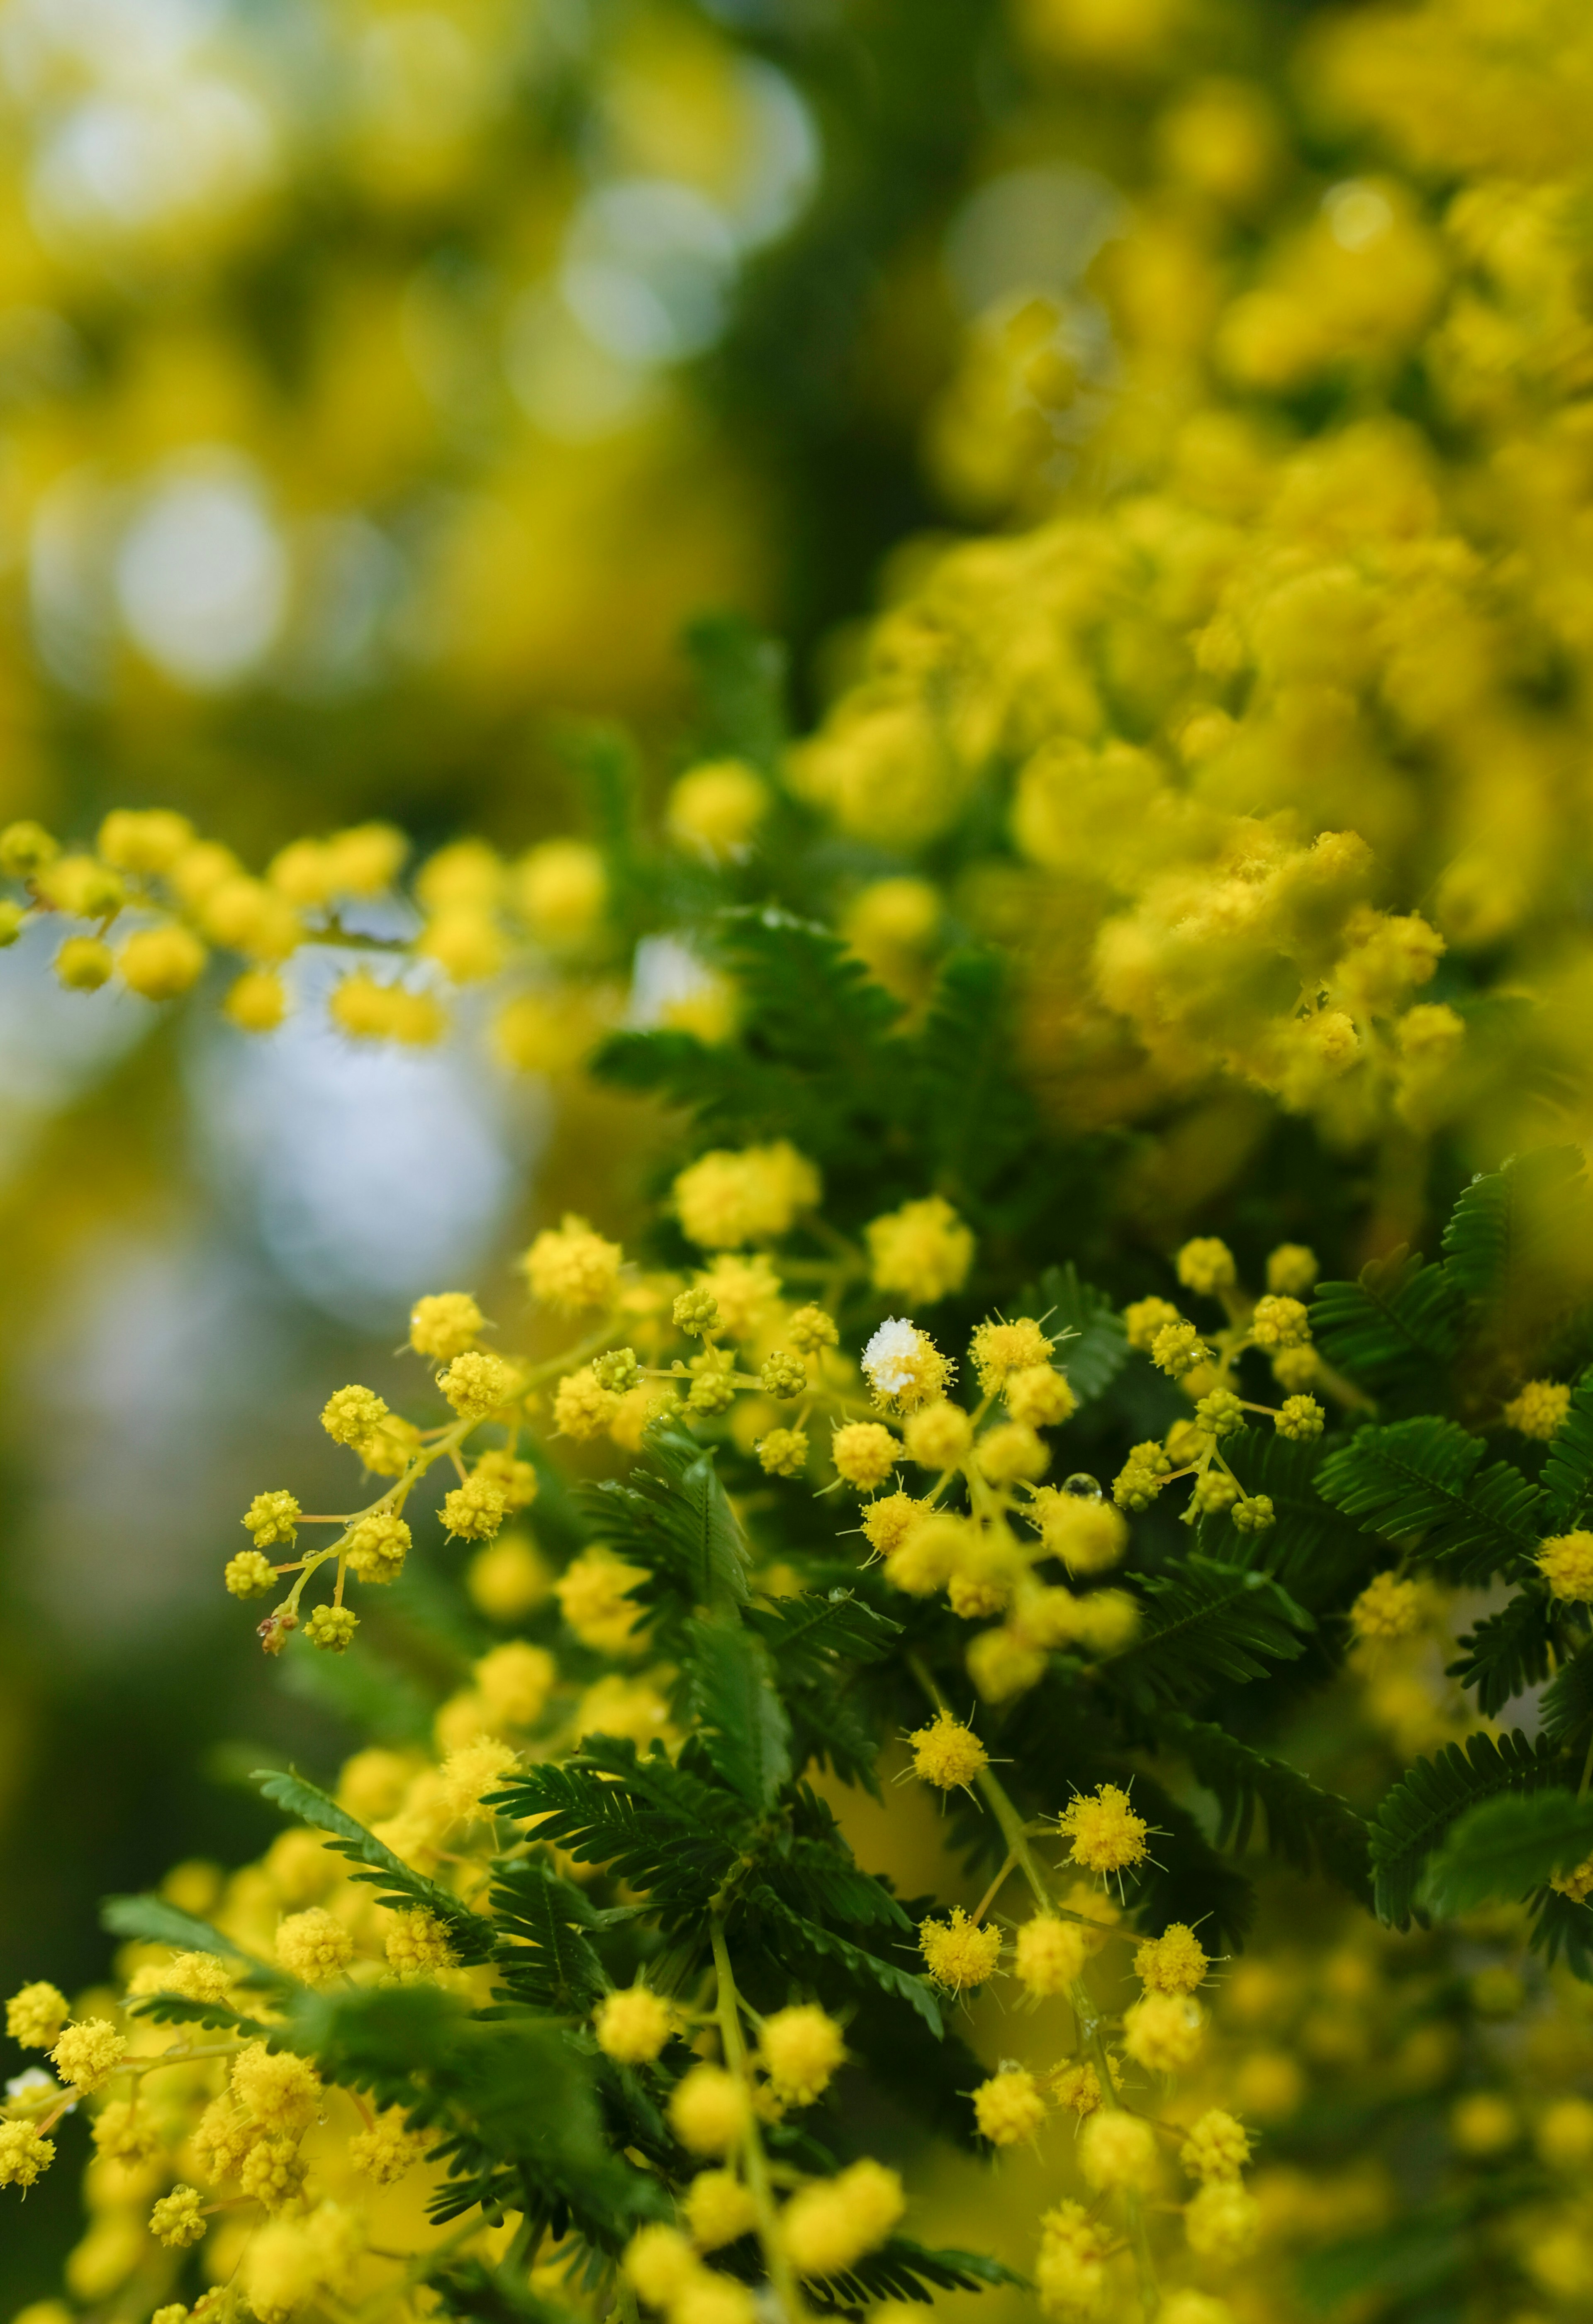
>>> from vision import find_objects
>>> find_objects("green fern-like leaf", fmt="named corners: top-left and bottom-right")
top-left (1314, 1417), bottom-right (1542, 1583)
top-left (908, 949), bottom-right (1040, 1204)
top-left (253, 1770), bottom-right (496, 1962)
top-left (1541, 1644), bottom-right (1593, 1744)
top-left (682, 611), bottom-right (789, 775)
top-left (496, 1740), bottom-right (744, 1930)
top-left (124, 1994), bottom-right (274, 2035)
top-left (1021, 1264), bottom-right (1130, 1403)
top-left (1530, 1888), bottom-right (1593, 1981)
top-left (804, 2239), bottom-right (1027, 2309)
top-left (1164, 1715), bottom-right (1371, 1901)
top-left (430, 2258), bottom-right (581, 2324)
top-left (1367, 1728), bottom-right (1568, 1926)
top-left (1447, 1588), bottom-right (1559, 1715)
top-left (590, 1431), bottom-right (750, 1621)
top-left (1542, 1376), bottom-right (1593, 1531)
top-left (1440, 1147), bottom-right (1587, 1305)
top-left (1196, 1429), bottom-right (1377, 1605)
top-left (682, 1617), bottom-right (792, 1810)
top-left (101, 1892), bottom-right (283, 1979)
top-left (740, 1884), bottom-right (943, 2035)
top-left (1424, 1786), bottom-right (1593, 1915)
top-left (490, 1862), bottom-right (609, 2015)
top-left (746, 1588), bottom-right (899, 1679)
top-left (1108, 1557), bottom-right (1313, 1710)
top-left (1309, 1249), bottom-right (1466, 1409)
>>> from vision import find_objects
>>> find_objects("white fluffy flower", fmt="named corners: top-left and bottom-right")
top-left (862, 1318), bottom-right (923, 1396)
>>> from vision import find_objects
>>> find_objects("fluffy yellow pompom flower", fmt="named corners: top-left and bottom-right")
top-left (1013, 1915), bottom-right (1089, 1996)
top-left (973, 2066), bottom-right (1047, 2146)
top-left (98, 806), bottom-right (192, 871)
top-left (1176, 1238), bottom-right (1236, 1296)
top-left (757, 1426), bottom-right (809, 1476)
top-left (595, 1987), bottom-right (675, 2065)
top-left (244, 1489), bottom-right (301, 1548)
top-left (516, 839), bottom-right (607, 946)
top-left (667, 759), bottom-right (770, 860)
top-left (385, 1909), bottom-right (456, 1980)
top-left (521, 1216), bottom-right (623, 1311)
top-left (865, 1195), bottom-right (974, 1304)
top-left (0, 2120), bottom-right (55, 2189)
top-left (1124, 1992), bottom-right (1205, 2073)
top-left (305, 1603), bottom-right (358, 1653)
top-left (918, 1907), bottom-right (1002, 1993)
top-left (1003, 1365), bottom-right (1077, 1428)
top-left (224, 967), bottom-right (287, 1033)
top-left (1057, 1783), bottom-right (1150, 1875)
top-left (439, 1350), bottom-right (516, 1419)
top-left (275, 1907), bottom-right (355, 1985)
top-left (670, 2064), bottom-right (748, 2155)
top-left (967, 1625), bottom-right (1047, 1702)
top-left (1035, 2202), bottom-right (1111, 2315)
top-left (1349, 1571), bottom-right (1425, 1641)
top-left (975, 1420), bottom-right (1050, 1484)
top-left (7, 1981), bottom-right (68, 2048)
top-left (1275, 1393), bottom-right (1325, 1441)
top-left (348, 2107), bottom-right (428, 2184)
top-left (907, 1711), bottom-right (988, 1792)
top-left (50, 2019), bottom-right (126, 2094)
top-left (1029, 1489), bottom-right (1128, 1572)
top-left (119, 923), bottom-right (207, 1001)
top-left (92, 2100), bottom-right (162, 2164)
top-left (685, 2169), bottom-right (760, 2250)
top-left (441, 1476), bottom-right (508, 1541)
top-left (150, 2185), bottom-right (208, 2248)
top-left (473, 1640), bottom-right (556, 1728)
top-left (1504, 1380), bottom-right (1572, 1441)
top-left (1179, 2109), bottom-right (1252, 2183)
top-left (1151, 1321), bottom-right (1211, 1378)
top-left (322, 1385), bottom-right (389, 1447)
top-left (346, 1511), bottom-right (411, 1582)
top-left (857, 1490), bottom-right (925, 1559)
top-left (438, 1737), bottom-right (518, 1822)
top-left (760, 2005), bottom-right (845, 2105)
top-left (902, 1401), bottom-right (974, 1468)
top-left (554, 1366), bottom-right (622, 1441)
top-left (1124, 1296), bottom-right (1181, 1352)
top-left (968, 1317), bottom-right (1053, 1392)
top-left (468, 1532), bottom-right (552, 1622)
top-left (230, 2043), bottom-right (322, 2137)
top-left (1161, 2295), bottom-right (1237, 2324)
top-left (779, 2158), bottom-right (904, 2275)
top-left (831, 1421), bottom-right (900, 1491)
top-left (1250, 1295), bottom-right (1310, 1350)
top-left (409, 1291), bottom-right (485, 1359)
top-left (556, 1547), bottom-right (643, 1654)
top-left (861, 1318), bottom-right (952, 1411)
top-left (697, 1253), bottom-right (782, 1342)
top-left (56, 935), bottom-right (114, 991)
top-left (1537, 2096), bottom-right (1593, 2171)
top-left (1079, 2109), bottom-right (1159, 2192)
top-left (673, 1143), bottom-right (820, 1249)
top-left (1136, 1924), bottom-right (1209, 1994)
top-left (1266, 1244), bottom-right (1319, 1296)
top-left (1184, 2180), bottom-right (1259, 2262)
top-left (624, 2223), bottom-right (698, 2308)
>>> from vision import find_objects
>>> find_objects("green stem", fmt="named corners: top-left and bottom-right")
top-left (710, 1917), bottom-right (805, 2322)
top-left (1074, 1996), bottom-right (1159, 2315)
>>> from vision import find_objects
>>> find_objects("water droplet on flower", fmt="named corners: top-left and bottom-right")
top-left (1062, 1473), bottom-right (1102, 1501)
